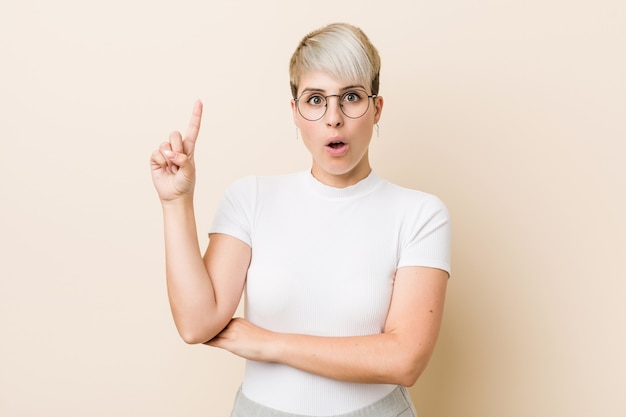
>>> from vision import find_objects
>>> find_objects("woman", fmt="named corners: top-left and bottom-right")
top-left (150, 22), bottom-right (450, 417)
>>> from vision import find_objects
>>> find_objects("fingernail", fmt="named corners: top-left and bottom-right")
top-left (163, 150), bottom-right (175, 158)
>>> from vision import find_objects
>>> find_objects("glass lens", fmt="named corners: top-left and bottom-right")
top-left (340, 90), bottom-right (370, 118)
top-left (297, 92), bottom-right (327, 121)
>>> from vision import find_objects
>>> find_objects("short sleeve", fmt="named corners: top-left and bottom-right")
top-left (397, 195), bottom-right (451, 276)
top-left (208, 176), bottom-right (257, 247)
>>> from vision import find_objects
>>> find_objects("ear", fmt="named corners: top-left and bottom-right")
top-left (290, 99), bottom-right (299, 127)
top-left (373, 96), bottom-right (384, 124)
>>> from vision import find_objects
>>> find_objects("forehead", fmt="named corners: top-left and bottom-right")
top-left (298, 71), bottom-right (367, 94)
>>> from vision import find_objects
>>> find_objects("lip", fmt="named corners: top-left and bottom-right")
top-left (325, 137), bottom-right (349, 157)
top-left (325, 136), bottom-right (347, 146)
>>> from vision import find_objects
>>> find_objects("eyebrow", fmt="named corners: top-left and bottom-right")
top-left (300, 84), bottom-right (367, 94)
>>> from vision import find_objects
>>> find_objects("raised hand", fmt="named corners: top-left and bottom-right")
top-left (150, 101), bottom-right (203, 203)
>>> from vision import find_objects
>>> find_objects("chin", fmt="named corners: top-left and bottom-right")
top-left (322, 165), bottom-right (357, 177)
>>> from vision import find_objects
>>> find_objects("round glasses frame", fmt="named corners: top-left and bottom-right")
top-left (294, 89), bottom-right (378, 121)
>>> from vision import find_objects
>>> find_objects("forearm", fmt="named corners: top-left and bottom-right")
top-left (207, 268), bottom-right (447, 385)
top-left (161, 199), bottom-right (221, 343)
top-left (211, 318), bottom-right (435, 386)
top-left (269, 331), bottom-right (431, 387)
top-left (266, 268), bottom-right (445, 386)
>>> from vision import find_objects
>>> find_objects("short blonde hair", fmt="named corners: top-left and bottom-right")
top-left (289, 23), bottom-right (381, 99)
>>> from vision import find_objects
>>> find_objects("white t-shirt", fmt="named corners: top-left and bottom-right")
top-left (209, 170), bottom-right (451, 415)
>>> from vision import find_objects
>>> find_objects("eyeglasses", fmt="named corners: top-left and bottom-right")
top-left (295, 88), bottom-right (377, 121)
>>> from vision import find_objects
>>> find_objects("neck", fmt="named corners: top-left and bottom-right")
top-left (310, 164), bottom-right (372, 188)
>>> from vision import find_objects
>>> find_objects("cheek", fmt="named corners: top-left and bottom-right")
top-left (356, 120), bottom-right (376, 137)
top-left (298, 122), bottom-right (319, 141)
top-left (301, 133), bottom-right (317, 153)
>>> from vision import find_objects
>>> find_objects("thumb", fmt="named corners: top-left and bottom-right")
top-left (163, 149), bottom-right (193, 171)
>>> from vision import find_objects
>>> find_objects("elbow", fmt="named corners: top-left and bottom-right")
top-left (175, 322), bottom-right (217, 345)
top-left (179, 330), bottom-right (209, 345)
top-left (395, 366), bottom-right (424, 387)
top-left (389, 351), bottom-right (431, 387)
top-left (174, 315), bottom-right (231, 345)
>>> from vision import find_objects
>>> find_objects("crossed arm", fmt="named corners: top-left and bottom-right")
top-left (204, 254), bottom-right (448, 387)
top-left (165, 227), bottom-right (447, 387)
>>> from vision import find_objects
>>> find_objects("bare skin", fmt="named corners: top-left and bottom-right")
top-left (151, 96), bottom-right (448, 386)
top-left (150, 101), bottom-right (250, 344)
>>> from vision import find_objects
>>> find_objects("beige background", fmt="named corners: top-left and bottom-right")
top-left (1, 0), bottom-right (625, 416)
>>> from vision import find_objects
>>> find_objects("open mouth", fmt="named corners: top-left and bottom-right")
top-left (328, 141), bottom-right (345, 149)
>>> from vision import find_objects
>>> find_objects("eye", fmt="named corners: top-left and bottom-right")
top-left (343, 91), bottom-right (363, 103)
top-left (306, 95), bottom-right (325, 106)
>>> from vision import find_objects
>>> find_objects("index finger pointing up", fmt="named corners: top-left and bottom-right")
top-left (183, 100), bottom-right (203, 156)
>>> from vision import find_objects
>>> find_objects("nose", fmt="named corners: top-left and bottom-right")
top-left (324, 95), bottom-right (344, 127)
